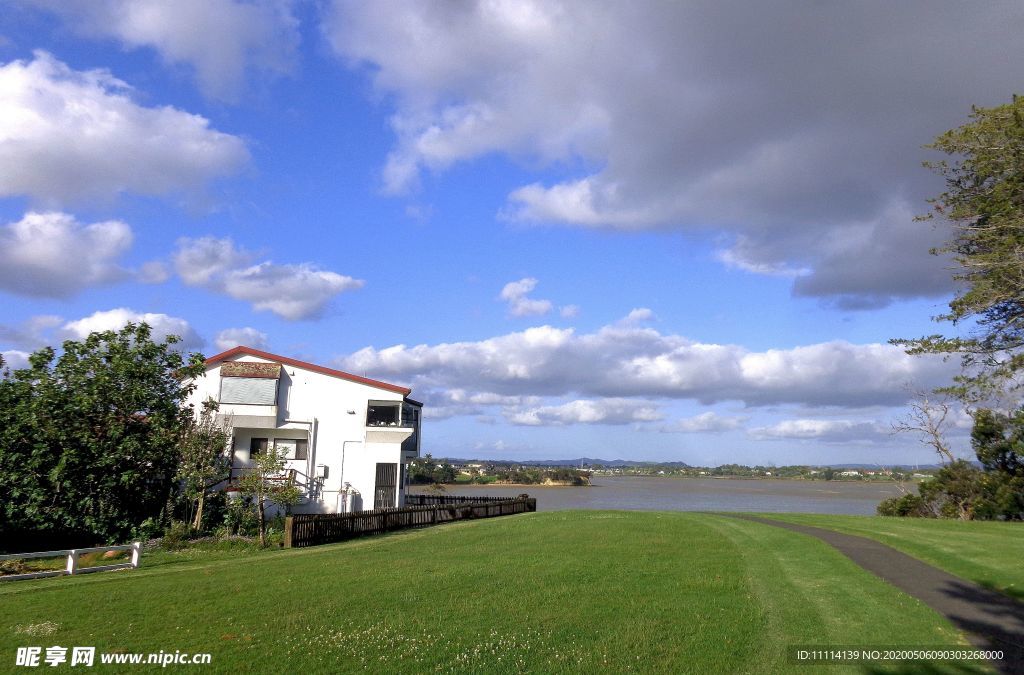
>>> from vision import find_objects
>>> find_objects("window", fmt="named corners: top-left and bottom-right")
top-left (366, 403), bottom-right (400, 427)
top-left (250, 437), bottom-right (268, 456)
top-left (294, 439), bottom-right (308, 460)
top-left (220, 377), bottom-right (277, 405)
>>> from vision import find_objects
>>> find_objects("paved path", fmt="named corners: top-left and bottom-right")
top-left (725, 514), bottom-right (1024, 674)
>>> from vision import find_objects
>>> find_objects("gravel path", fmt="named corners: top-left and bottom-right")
top-left (725, 514), bottom-right (1024, 674)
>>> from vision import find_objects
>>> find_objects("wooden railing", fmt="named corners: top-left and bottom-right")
top-left (405, 493), bottom-right (525, 506)
top-left (0, 542), bottom-right (141, 582)
top-left (284, 495), bottom-right (536, 548)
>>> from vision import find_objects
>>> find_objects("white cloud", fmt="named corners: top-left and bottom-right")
top-left (25, 0), bottom-right (300, 101)
top-left (214, 327), bottom-right (268, 352)
top-left (324, 2), bottom-right (1023, 306)
top-left (339, 318), bottom-right (955, 408)
top-left (1, 350), bottom-right (31, 371)
top-left (559, 304), bottom-right (580, 319)
top-left (0, 211), bottom-right (132, 297)
top-left (507, 398), bottom-right (662, 426)
top-left (499, 277), bottom-right (552, 317)
top-left (60, 308), bottom-right (203, 350)
top-left (660, 412), bottom-right (746, 434)
top-left (418, 388), bottom-right (541, 421)
top-left (222, 263), bottom-right (364, 321)
top-left (0, 51), bottom-right (248, 203)
top-left (749, 419), bottom-right (890, 443)
top-left (173, 237), bottom-right (365, 320)
top-left (172, 236), bottom-right (252, 286)
top-left (617, 308), bottom-right (655, 327)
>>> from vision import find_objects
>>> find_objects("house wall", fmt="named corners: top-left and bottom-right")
top-left (185, 353), bottom-right (414, 512)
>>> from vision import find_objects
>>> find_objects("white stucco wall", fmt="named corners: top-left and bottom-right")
top-left (184, 353), bottom-right (416, 512)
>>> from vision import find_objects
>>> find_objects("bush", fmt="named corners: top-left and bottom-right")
top-left (222, 497), bottom-right (261, 536)
top-left (877, 494), bottom-right (932, 517)
top-left (160, 521), bottom-right (193, 551)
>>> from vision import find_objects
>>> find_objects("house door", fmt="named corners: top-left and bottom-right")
top-left (374, 462), bottom-right (398, 508)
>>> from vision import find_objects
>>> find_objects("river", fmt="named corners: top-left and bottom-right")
top-left (410, 475), bottom-right (906, 515)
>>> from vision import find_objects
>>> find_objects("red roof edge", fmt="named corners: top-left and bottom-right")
top-left (203, 346), bottom-right (412, 396)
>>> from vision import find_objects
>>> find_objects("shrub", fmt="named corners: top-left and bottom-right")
top-left (877, 494), bottom-right (932, 517)
top-left (160, 521), bottom-right (193, 551)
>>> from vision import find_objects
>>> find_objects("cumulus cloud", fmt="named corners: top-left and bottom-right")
top-left (24, 0), bottom-right (300, 101)
top-left (173, 237), bottom-right (365, 320)
top-left (659, 412), bottom-right (746, 434)
top-left (749, 419), bottom-right (890, 443)
top-left (499, 277), bottom-right (552, 317)
top-left (214, 327), bottom-right (268, 352)
top-left (0, 51), bottom-right (248, 203)
top-left (325, 2), bottom-right (1024, 306)
top-left (60, 308), bottom-right (203, 350)
top-left (507, 398), bottom-right (662, 426)
top-left (1, 350), bottom-right (31, 371)
top-left (338, 315), bottom-right (955, 408)
top-left (0, 211), bottom-right (132, 297)
top-left (417, 388), bottom-right (541, 421)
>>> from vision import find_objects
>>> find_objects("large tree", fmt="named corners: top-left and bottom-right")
top-left (895, 95), bottom-right (1024, 403)
top-left (0, 323), bottom-right (204, 549)
top-left (888, 95), bottom-right (1024, 520)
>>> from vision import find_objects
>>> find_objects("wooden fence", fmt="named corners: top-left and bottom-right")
top-left (284, 495), bottom-right (536, 548)
top-left (406, 493), bottom-right (526, 506)
top-left (0, 542), bottom-right (141, 582)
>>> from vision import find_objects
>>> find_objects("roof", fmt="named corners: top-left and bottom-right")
top-left (204, 346), bottom-right (412, 396)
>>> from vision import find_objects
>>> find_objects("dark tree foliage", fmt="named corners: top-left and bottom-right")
top-left (409, 454), bottom-right (457, 485)
top-left (894, 95), bottom-right (1024, 402)
top-left (0, 324), bottom-right (204, 550)
top-left (970, 409), bottom-right (1024, 519)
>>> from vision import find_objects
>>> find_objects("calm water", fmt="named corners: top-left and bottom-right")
top-left (412, 475), bottom-right (906, 515)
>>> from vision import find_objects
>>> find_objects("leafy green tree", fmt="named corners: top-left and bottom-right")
top-left (176, 399), bottom-right (232, 531)
top-left (888, 95), bottom-right (1024, 520)
top-left (970, 409), bottom-right (1024, 519)
top-left (894, 95), bottom-right (1024, 403)
top-left (0, 324), bottom-right (204, 549)
top-left (236, 446), bottom-right (301, 547)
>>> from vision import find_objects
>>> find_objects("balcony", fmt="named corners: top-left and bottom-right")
top-left (365, 402), bottom-right (416, 443)
top-left (365, 422), bottom-right (414, 444)
top-left (216, 403), bottom-right (278, 429)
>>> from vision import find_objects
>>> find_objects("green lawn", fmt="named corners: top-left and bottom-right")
top-left (0, 512), bottom-right (989, 673)
top-left (760, 513), bottom-right (1024, 600)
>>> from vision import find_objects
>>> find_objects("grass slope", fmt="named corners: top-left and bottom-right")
top-left (760, 514), bottom-right (1024, 601)
top-left (1, 512), bottom-right (985, 674)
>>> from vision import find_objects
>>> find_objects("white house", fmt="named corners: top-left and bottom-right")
top-left (185, 346), bottom-right (422, 513)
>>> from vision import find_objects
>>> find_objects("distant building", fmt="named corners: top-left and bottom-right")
top-left (184, 346), bottom-right (422, 513)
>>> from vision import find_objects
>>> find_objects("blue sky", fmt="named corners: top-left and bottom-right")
top-left (2, 1), bottom-right (1021, 465)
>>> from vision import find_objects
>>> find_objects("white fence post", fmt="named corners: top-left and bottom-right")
top-left (65, 550), bottom-right (79, 576)
top-left (130, 542), bottom-right (141, 569)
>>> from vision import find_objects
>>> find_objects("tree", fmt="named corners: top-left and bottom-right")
top-left (176, 399), bottom-right (232, 530)
top-left (236, 446), bottom-right (301, 547)
top-left (0, 323), bottom-right (204, 549)
top-left (969, 408), bottom-right (1024, 519)
top-left (891, 391), bottom-right (957, 464)
top-left (887, 96), bottom-right (1024, 520)
top-left (894, 95), bottom-right (1024, 403)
